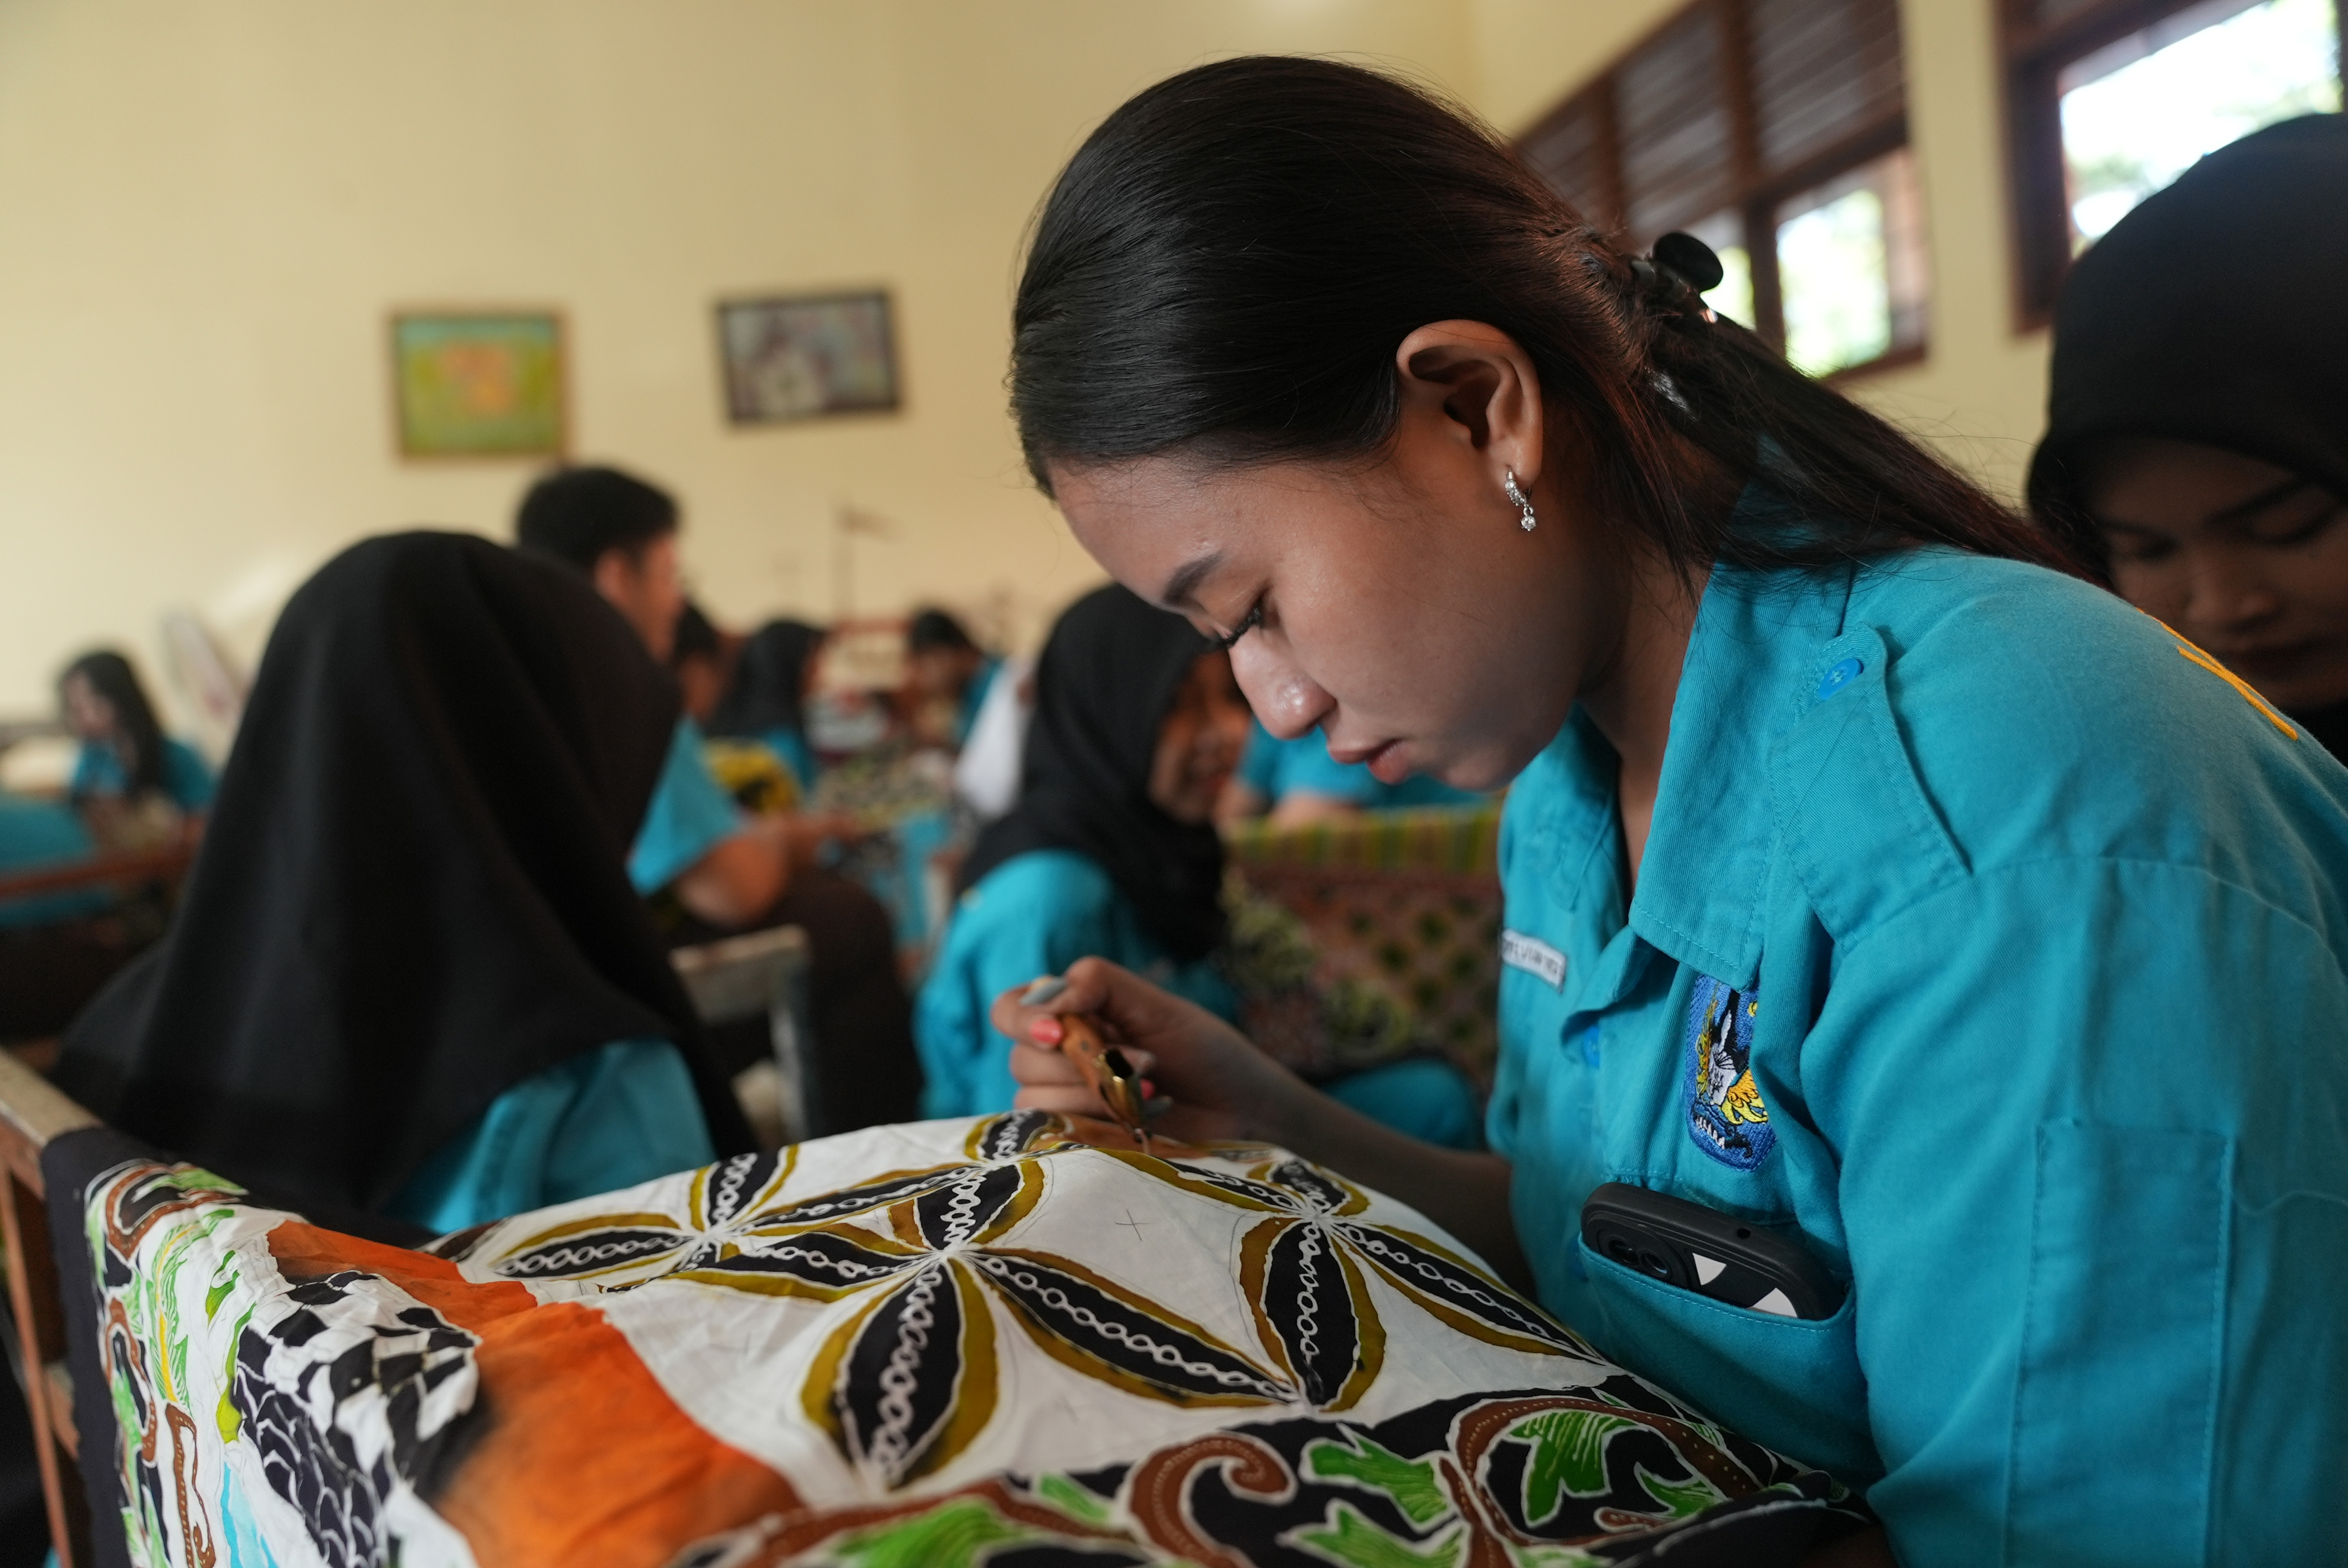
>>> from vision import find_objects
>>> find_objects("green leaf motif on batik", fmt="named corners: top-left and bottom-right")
top-left (1633, 1463), bottom-right (1725, 1520)
top-left (1514, 1409), bottom-right (1649, 1524)
top-left (215, 1304), bottom-right (256, 1445)
top-left (1031, 1471), bottom-right (1118, 1528)
top-left (1285, 1502), bottom-right (1462, 1568)
top-left (1304, 1432), bottom-right (1453, 1526)
top-left (822, 1497), bottom-right (1042, 1568)
top-left (203, 1249), bottom-right (240, 1322)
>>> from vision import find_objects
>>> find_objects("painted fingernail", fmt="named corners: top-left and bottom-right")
top-left (1023, 975), bottom-right (1068, 1004)
top-left (1139, 1077), bottom-right (1157, 1100)
top-left (1031, 1016), bottom-right (1064, 1045)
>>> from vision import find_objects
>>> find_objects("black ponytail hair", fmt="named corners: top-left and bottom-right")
top-left (59, 648), bottom-right (169, 800)
top-left (1011, 56), bottom-right (2079, 579)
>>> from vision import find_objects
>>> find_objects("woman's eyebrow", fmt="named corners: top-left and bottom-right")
top-left (1158, 550), bottom-right (1224, 610)
top-left (2207, 476), bottom-right (2319, 529)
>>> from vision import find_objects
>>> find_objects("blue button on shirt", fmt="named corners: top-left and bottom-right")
top-left (1491, 534), bottom-right (2348, 1565)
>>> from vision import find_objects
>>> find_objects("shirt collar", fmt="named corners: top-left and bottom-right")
top-left (1623, 494), bottom-right (1857, 989)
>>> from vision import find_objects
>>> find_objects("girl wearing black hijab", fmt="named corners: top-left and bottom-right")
top-left (2031, 114), bottom-right (2348, 756)
top-left (54, 533), bottom-right (753, 1234)
top-left (914, 584), bottom-right (1480, 1145)
top-left (708, 617), bottom-right (827, 790)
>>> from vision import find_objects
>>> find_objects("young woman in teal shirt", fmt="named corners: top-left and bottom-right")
top-left (991, 59), bottom-right (2348, 1567)
top-left (920, 584), bottom-right (1482, 1147)
top-left (56, 534), bottom-right (748, 1235)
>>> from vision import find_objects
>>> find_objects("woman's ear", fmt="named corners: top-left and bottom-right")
top-left (1394, 321), bottom-right (1546, 487)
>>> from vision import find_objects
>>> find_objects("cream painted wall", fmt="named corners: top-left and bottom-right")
top-left (0, 0), bottom-right (1471, 725)
top-left (1467, 0), bottom-right (2056, 498)
top-left (0, 0), bottom-right (2058, 736)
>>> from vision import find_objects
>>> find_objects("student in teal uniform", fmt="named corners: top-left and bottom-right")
top-left (921, 584), bottom-right (1481, 1148)
top-left (905, 606), bottom-right (1000, 749)
top-left (706, 614), bottom-right (827, 793)
top-left (518, 466), bottom-right (922, 1131)
top-left (988, 59), bottom-right (2347, 1566)
top-left (55, 534), bottom-right (751, 1236)
top-left (58, 649), bottom-right (215, 817)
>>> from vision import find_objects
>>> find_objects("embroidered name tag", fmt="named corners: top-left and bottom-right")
top-left (1500, 930), bottom-right (1567, 990)
top-left (1684, 976), bottom-right (1775, 1170)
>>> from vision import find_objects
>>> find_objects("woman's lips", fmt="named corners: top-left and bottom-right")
top-left (1331, 737), bottom-right (1409, 783)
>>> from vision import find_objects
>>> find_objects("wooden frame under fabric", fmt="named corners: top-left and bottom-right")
top-left (0, 1048), bottom-right (98, 1568)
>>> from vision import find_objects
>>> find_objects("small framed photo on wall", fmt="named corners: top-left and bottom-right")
top-left (716, 290), bottom-right (900, 425)
top-left (389, 311), bottom-right (567, 458)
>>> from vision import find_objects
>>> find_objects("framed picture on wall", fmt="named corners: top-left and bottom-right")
top-left (389, 311), bottom-right (567, 458)
top-left (715, 290), bottom-right (900, 425)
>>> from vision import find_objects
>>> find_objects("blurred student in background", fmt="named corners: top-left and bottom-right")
top-left (903, 606), bottom-right (1000, 749)
top-left (2031, 115), bottom-right (2348, 757)
top-left (55, 534), bottom-right (751, 1234)
top-left (518, 466), bottom-right (920, 1130)
top-left (918, 585), bottom-right (1481, 1145)
top-left (707, 613), bottom-right (828, 793)
top-left (58, 648), bottom-right (215, 842)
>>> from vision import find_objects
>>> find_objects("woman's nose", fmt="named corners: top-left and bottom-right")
top-left (2183, 549), bottom-right (2285, 635)
top-left (1231, 641), bottom-right (1331, 741)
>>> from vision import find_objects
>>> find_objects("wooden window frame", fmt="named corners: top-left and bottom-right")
top-left (1520, 0), bottom-right (1917, 381)
top-left (1999, 0), bottom-right (2348, 331)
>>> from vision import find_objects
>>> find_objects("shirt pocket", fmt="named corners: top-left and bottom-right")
top-left (1574, 1235), bottom-right (1879, 1484)
top-left (2010, 1122), bottom-right (2227, 1568)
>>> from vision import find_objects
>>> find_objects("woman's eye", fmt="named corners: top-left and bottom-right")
top-left (2247, 504), bottom-right (2341, 549)
top-left (2103, 532), bottom-right (2175, 566)
top-left (1211, 600), bottom-right (1264, 652)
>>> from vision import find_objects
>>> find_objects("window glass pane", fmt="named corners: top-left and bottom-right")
top-left (2060, 0), bottom-right (2341, 249)
top-left (1776, 147), bottom-right (1925, 376)
top-left (1683, 211), bottom-right (1755, 329)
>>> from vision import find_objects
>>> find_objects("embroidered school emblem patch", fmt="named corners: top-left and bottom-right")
top-left (1684, 976), bottom-right (1774, 1170)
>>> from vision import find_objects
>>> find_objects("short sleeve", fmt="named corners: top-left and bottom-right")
top-left (628, 716), bottom-right (744, 894)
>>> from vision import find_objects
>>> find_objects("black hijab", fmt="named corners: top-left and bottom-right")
top-left (2030, 115), bottom-right (2348, 569)
top-left (957, 584), bottom-right (1225, 962)
top-left (56, 532), bottom-right (753, 1215)
top-left (709, 617), bottom-right (825, 738)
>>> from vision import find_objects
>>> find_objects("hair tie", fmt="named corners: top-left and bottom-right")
top-left (1631, 230), bottom-right (1723, 328)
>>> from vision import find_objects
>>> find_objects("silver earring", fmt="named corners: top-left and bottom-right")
top-left (1503, 468), bottom-right (1537, 532)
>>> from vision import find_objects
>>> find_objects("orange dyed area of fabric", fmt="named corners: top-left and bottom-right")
top-left (268, 1223), bottom-right (801, 1566)
top-left (440, 1300), bottom-right (802, 1567)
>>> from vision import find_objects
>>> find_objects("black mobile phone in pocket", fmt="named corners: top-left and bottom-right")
top-left (1580, 1182), bottom-right (1845, 1321)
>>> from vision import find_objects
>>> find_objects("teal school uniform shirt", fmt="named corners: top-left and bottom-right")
top-left (630, 715), bottom-right (744, 894)
top-left (71, 735), bottom-right (217, 813)
top-left (1238, 721), bottom-right (1479, 810)
top-left (1489, 541), bottom-right (2348, 1566)
top-left (918, 847), bottom-right (1482, 1147)
top-left (387, 1039), bottom-right (715, 1234)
